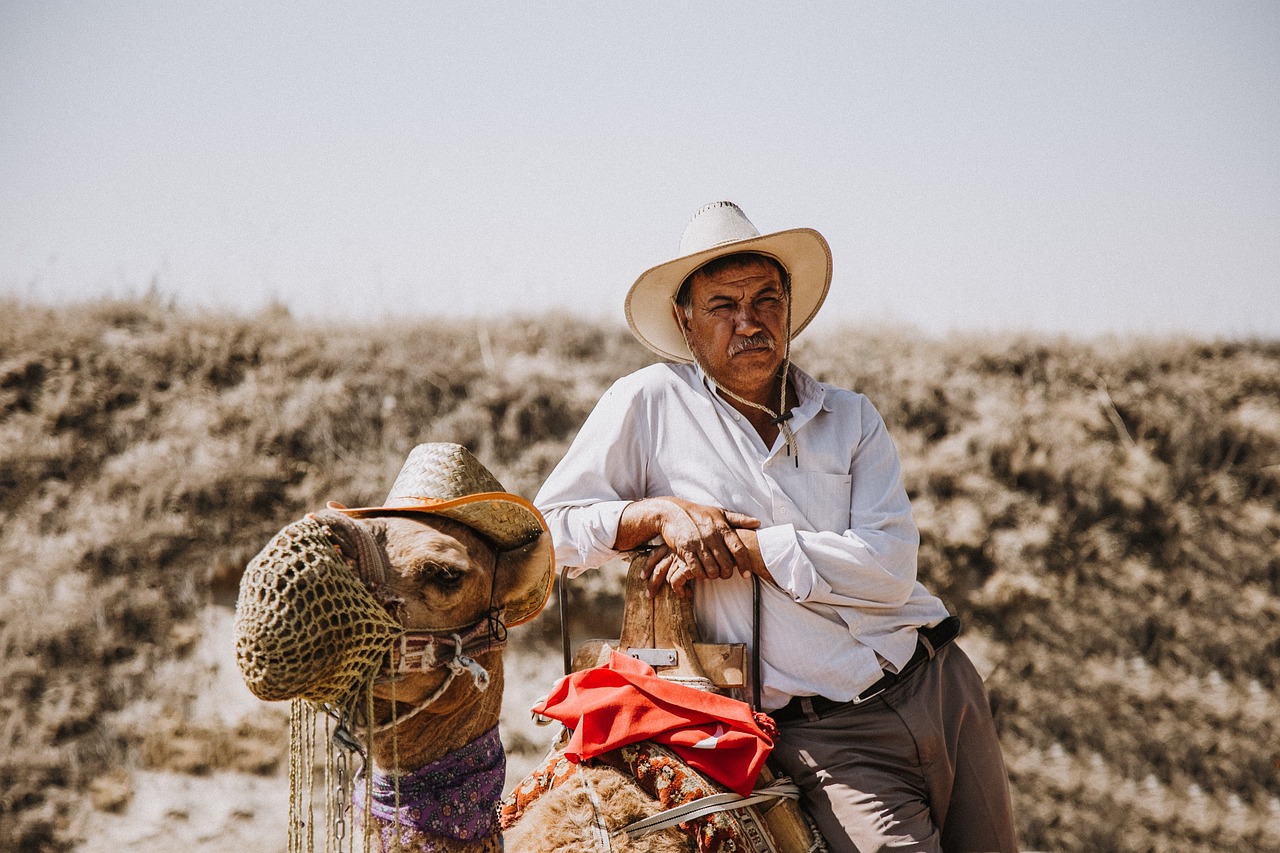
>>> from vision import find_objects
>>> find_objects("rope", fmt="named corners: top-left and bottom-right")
top-left (370, 633), bottom-right (492, 735)
top-left (305, 705), bottom-right (316, 853)
top-left (672, 285), bottom-right (799, 463)
top-left (389, 675), bottom-right (403, 850)
top-left (288, 700), bottom-right (301, 853)
top-left (577, 765), bottom-right (613, 852)
top-left (363, 685), bottom-right (374, 853)
top-left (323, 715), bottom-right (335, 853)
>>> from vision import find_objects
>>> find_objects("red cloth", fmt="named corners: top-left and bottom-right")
top-left (531, 650), bottom-right (777, 797)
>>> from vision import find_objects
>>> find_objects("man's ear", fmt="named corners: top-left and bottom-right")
top-left (671, 299), bottom-right (693, 345)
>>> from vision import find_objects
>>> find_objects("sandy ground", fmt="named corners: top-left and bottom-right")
top-left (72, 604), bottom-right (291, 852)
top-left (70, 602), bottom-right (564, 853)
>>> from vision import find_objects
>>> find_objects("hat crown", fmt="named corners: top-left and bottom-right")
top-left (678, 201), bottom-right (762, 257)
top-left (625, 201), bottom-right (833, 363)
top-left (384, 443), bottom-right (502, 505)
top-left (325, 443), bottom-right (555, 627)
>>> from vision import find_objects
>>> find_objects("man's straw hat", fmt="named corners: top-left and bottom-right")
top-left (625, 201), bottom-right (833, 362)
top-left (330, 443), bottom-right (554, 627)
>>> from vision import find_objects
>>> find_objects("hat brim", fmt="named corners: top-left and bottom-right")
top-left (328, 492), bottom-right (555, 627)
top-left (625, 227), bottom-right (832, 362)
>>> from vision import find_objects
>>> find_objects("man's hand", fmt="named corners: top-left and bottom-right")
top-left (643, 528), bottom-right (774, 598)
top-left (617, 496), bottom-right (757, 577)
top-left (616, 497), bottom-right (772, 598)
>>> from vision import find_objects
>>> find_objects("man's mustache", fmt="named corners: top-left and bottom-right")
top-left (728, 333), bottom-right (776, 357)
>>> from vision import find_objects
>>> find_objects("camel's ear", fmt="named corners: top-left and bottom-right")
top-left (490, 534), bottom-right (555, 626)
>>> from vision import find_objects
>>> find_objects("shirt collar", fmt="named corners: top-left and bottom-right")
top-left (690, 361), bottom-right (832, 417)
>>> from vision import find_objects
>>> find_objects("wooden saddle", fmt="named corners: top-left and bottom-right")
top-left (558, 553), bottom-right (827, 853)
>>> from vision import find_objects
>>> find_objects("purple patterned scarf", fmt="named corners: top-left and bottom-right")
top-left (354, 725), bottom-right (505, 841)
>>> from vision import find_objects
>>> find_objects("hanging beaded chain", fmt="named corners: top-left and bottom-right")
top-left (333, 745), bottom-right (349, 853)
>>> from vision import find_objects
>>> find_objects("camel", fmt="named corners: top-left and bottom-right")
top-left (235, 442), bottom-right (824, 852)
top-left (235, 443), bottom-right (555, 852)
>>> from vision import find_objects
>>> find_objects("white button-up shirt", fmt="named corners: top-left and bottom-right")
top-left (534, 361), bottom-right (949, 711)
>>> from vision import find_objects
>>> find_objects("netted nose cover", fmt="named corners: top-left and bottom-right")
top-left (235, 515), bottom-right (402, 704)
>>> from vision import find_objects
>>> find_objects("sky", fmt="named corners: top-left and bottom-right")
top-left (2, 2), bottom-right (1277, 339)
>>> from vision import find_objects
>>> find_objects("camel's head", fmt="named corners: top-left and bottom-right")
top-left (234, 444), bottom-right (554, 744)
top-left (347, 512), bottom-right (517, 756)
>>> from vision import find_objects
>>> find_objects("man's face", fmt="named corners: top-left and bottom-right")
top-left (680, 257), bottom-right (789, 400)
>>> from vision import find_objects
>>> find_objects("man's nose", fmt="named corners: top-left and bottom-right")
top-left (733, 305), bottom-right (763, 333)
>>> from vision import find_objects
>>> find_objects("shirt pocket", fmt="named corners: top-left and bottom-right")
top-left (777, 469), bottom-right (852, 533)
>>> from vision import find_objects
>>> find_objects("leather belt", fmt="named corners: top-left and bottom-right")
top-left (770, 615), bottom-right (962, 724)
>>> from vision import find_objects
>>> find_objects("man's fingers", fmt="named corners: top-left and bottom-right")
top-left (719, 528), bottom-right (756, 577)
top-left (661, 501), bottom-right (761, 581)
top-left (723, 511), bottom-right (761, 529)
top-left (689, 512), bottom-right (741, 579)
top-left (700, 538), bottom-right (737, 579)
top-left (640, 544), bottom-right (669, 580)
top-left (647, 553), bottom-right (676, 598)
top-left (669, 564), bottom-right (696, 598)
top-left (672, 538), bottom-right (715, 581)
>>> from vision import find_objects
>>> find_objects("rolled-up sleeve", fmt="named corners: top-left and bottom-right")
top-left (535, 376), bottom-right (649, 570)
top-left (756, 399), bottom-right (920, 608)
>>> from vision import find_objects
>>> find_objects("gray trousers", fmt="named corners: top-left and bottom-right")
top-left (769, 643), bottom-right (1019, 853)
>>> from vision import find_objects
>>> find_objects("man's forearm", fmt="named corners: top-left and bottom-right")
top-left (614, 498), bottom-right (672, 552)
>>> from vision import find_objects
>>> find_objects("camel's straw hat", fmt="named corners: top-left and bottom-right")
top-left (330, 443), bottom-right (554, 628)
top-left (625, 201), bottom-right (833, 362)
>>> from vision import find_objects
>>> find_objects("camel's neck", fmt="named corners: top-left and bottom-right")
top-left (352, 699), bottom-right (507, 848)
top-left (367, 652), bottom-right (505, 772)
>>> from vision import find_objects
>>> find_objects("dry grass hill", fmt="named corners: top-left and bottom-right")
top-left (1, 295), bottom-right (1277, 851)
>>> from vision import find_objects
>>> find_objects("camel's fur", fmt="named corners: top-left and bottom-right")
top-left (502, 762), bottom-right (689, 853)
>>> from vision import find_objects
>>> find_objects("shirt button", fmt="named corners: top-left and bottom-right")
top-left (778, 506), bottom-right (788, 516)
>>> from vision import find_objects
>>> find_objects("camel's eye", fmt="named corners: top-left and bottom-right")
top-left (414, 560), bottom-right (465, 590)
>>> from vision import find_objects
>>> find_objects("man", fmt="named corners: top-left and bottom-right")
top-left (535, 201), bottom-right (1018, 852)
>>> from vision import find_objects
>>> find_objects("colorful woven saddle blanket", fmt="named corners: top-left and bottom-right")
top-left (500, 739), bottom-right (825, 853)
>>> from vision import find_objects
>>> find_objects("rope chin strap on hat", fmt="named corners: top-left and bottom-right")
top-left (309, 509), bottom-right (508, 740)
top-left (672, 269), bottom-right (799, 466)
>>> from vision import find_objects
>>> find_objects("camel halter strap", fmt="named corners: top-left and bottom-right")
top-left (369, 630), bottom-right (499, 735)
top-left (310, 509), bottom-right (394, 604)
top-left (366, 553), bottom-right (508, 736)
top-left (367, 598), bottom-right (508, 736)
